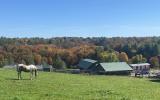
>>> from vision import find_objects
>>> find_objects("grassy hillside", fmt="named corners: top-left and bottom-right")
top-left (0, 69), bottom-right (160, 100)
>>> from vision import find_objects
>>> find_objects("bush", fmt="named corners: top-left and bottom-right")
top-left (53, 57), bottom-right (66, 69)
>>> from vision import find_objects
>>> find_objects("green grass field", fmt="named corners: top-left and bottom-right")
top-left (0, 69), bottom-right (160, 100)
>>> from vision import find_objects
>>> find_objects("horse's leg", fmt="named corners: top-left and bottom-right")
top-left (18, 72), bottom-right (20, 80)
top-left (35, 69), bottom-right (37, 78)
top-left (30, 70), bottom-right (33, 80)
top-left (20, 71), bottom-right (22, 79)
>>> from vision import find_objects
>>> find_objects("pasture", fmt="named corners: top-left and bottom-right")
top-left (0, 69), bottom-right (160, 100)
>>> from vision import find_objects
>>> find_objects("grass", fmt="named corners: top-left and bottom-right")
top-left (0, 69), bottom-right (160, 100)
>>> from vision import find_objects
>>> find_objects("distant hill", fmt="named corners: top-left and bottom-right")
top-left (0, 37), bottom-right (159, 68)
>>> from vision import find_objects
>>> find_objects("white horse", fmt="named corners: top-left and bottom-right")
top-left (17, 64), bottom-right (38, 80)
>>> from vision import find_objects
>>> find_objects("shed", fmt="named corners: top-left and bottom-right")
top-left (130, 63), bottom-right (150, 76)
top-left (94, 62), bottom-right (133, 74)
top-left (77, 59), bottom-right (98, 71)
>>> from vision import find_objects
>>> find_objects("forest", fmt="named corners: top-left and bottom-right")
top-left (0, 37), bottom-right (159, 69)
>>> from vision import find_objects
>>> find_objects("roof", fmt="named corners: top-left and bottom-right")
top-left (100, 62), bottom-right (133, 72)
top-left (130, 63), bottom-right (150, 67)
top-left (78, 59), bottom-right (97, 69)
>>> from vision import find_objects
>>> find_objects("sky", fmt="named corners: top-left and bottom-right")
top-left (0, 0), bottom-right (160, 38)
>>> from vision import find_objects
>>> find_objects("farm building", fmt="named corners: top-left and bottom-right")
top-left (130, 63), bottom-right (150, 76)
top-left (78, 59), bottom-right (133, 74)
top-left (77, 59), bottom-right (98, 72)
top-left (93, 62), bottom-right (133, 74)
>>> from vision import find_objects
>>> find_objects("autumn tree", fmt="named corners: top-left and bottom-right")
top-left (42, 57), bottom-right (48, 67)
top-left (119, 52), bottom-right (129, 62)
top-left (34, 54), bottom-right (42, 65)
top-left (25, 55), bottom-right (34, 65)
top-left (150, 57), bottom-right (160, 68)
top-left (60, 49), bottom-right (78, 67)
top-left (99, 51), bottom-right (119, 62)
top-left (47, 56), bottom-right (53, 65)
top-left (131, 54), bottom-right (147, 64)
top-left (12, 46), bottom-right (34, 64)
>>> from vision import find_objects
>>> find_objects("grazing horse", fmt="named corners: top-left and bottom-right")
top-left (17, 64), bottom-right (38, 80)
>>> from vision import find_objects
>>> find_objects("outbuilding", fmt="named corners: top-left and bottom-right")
top-left (77, 59), bottom-right (133, 75)
top-left (77, 59), bottom-right (98, 72)
top-left (93, 62), bottom-right (133, 75)
top-left (130, 63), bottom-right (150, 76)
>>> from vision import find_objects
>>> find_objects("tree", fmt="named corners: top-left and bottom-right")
top-left (7, 56), bottom-right (14, 65)
top-left (25, 55), bottom-right (34, 65)
top-left (95, 46), bottom-right (104, 59)
top-left (6, 53), bottom-right (14, 65)
top-left (155, 44), bottom-right (160, 56)
top-left (61, 50), bottom-right (78, 67)
top-left (34, 54), bottom-right (42, 65)
top-left (150, 57), bottom-right (160, 68)
top-left (99, 51), bottom-right (119, 62)
top-left (0, 54), bottom-right (7, 67)
top-left (119, 52), bottom-right (129, 62)
top-left (12, 46), bottom-right (33, 64)
top-left (47, 57), bottom-right (53, 65)
top-left (131, 54), bottom-right (146, 64)
top-left (52, 56), bottom-right (66, 69)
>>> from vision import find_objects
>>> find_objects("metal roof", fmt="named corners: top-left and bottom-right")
top-left (82, 59), bottom-right (97, 63)
top-left (78, 59), bottom-right (97, 69)
top-left (100, 62), bottom-right (133, 72)
top-left (130, 63), bottom-right (150, 67)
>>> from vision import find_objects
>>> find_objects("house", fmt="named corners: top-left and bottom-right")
top-left (92, 62), bottom-right (133, 75)
top-left (130, 63), bottom-right (150, 76)
top-left (77, 59), bottom-right (98, 72)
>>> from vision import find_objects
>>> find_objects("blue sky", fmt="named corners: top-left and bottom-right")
top-left (0, 0), bottom-right (160, 37)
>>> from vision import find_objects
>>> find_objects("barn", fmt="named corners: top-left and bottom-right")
top-left (78, 59), bottom-right (133, 74)
top-left (93, 62), bottom-right (133, 75)
top-left (77, 59), bottom-right (98, 72)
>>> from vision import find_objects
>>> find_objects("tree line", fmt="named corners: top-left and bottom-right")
top-left (0, 37), bottom-right (159, 69)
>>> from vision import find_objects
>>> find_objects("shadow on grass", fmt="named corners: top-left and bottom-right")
top-left (150, 77), bottom-right (160, 83)
top-left (149, 79), bottom-right (160, 83)
top-left (5, 78), bottom-right (31, 80)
